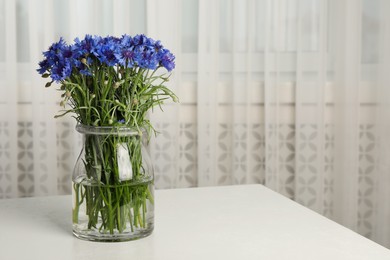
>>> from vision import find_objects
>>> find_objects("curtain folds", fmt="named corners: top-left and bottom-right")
top-left (0, 0), bottom-right (389, 248)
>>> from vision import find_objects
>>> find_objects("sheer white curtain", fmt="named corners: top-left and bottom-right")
top-left (1, 0), bottom-right (390, 248)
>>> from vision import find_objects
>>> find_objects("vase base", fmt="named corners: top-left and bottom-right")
top-left (72, 226), bottom-right (154, 242)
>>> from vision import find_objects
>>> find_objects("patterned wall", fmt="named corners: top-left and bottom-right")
top-left (0, 119), bottom-right (379, 240)
top-left (0, 122), bottom-right (12, 197)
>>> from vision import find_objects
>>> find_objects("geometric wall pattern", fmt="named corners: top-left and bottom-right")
top-left (0, 121), bottom-right (380, 241)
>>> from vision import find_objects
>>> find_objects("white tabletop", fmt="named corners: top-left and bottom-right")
top-left (0, 184), bottom-right (389, 260)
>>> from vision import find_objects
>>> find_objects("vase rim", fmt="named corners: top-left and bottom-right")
top-left (76, 124), bottom-right (146, 136)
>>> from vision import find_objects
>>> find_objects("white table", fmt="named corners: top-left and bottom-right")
top-left (1, 185), bottom-right (389, 260)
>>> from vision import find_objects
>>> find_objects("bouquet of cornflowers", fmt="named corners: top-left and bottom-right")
top-left (37, 34), bottom-right (177, 239)
top-left (38, 34), bottom-right (176, 126)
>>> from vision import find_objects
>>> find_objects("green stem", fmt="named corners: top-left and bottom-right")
top-left (75, 131), bottom-right (154, 234)
top-left (72, 183), bottom-right (80, 223)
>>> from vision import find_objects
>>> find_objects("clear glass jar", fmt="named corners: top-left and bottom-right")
top-left (72, 124), bottom-right (154, 242)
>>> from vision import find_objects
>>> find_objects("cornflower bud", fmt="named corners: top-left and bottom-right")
top-left (108, 119), bottom-right (113, 125)
top-left (113, 82), bottom-right (120, 89)
top-left (60, 100), bottom-right (66, 107)
top-left (81, 58), bottom-right (87, 65)
top-left (65, 91), bottom-right (71, 98)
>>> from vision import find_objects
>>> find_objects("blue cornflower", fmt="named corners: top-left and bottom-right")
top-left (42, 37), bottom-right (67, 66)
top-left (133, 34), bottom-right (154, 46)
top-left (96, 43), bottom-right (118, 66)
top-left (37, 37), bottom-right (75, 81)
top-left (103, 36), bottom-right (120, 44)
top-left (134, 50), bottom-right (145, 68)
top-left (141, 48), bottom-right (159, 70)
top-left (37, 59), bottom-right (50, 74)
top-left (131, 43), bottom-right (159, 70)
top-left (46, 37), bottom-right (67, 54)
top-left (154, 40), bottom-right (163, 52)
top-left (61, 46), bottom-right (73, 59)
top-left (120, 34), bottom-right (133, 47)
top-left (90, 36), bottom-right (121, 66)
top-left (159, 49), bottom-right (175, 72)
top-left (73, 35), bottom-right (97, 56)
top-left (115, 47), bottom-right (135, 67)
top-left (51, 60), bottom-right (72, 82)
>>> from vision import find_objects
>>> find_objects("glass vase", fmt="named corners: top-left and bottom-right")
top-left (72, 124), bottom-right (154, 242)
